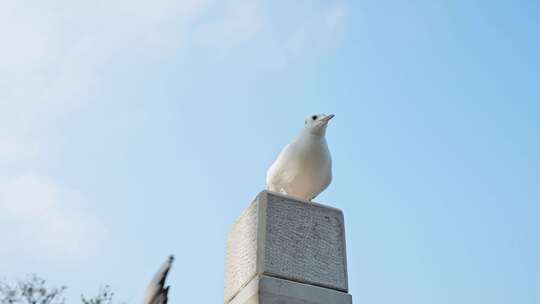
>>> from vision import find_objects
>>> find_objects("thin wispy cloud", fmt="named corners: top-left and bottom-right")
top-left (196, 0), bottom-right (264, 49)
top-left (0, 0), bottom-right (213, 263)
top-left (287, 3), bottom-right (348, 56)
top-left (0, 173), bottom-right (107, 260)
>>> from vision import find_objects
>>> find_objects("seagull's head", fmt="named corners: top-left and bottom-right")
top-left (304, 113), bottom-right (335, 136)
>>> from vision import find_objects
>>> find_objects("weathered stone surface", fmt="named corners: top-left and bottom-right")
top-left (229, 275), bottom-right (352, 304)
top-left (263, 193), bottom-right (348, 291)
top-left (224, 201), bottom-right (259, 303)
top-left (225, 191), bottom-right (349, 303)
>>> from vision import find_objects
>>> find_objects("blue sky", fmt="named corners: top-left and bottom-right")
top-left (1, 0), bottom-right (539, 303)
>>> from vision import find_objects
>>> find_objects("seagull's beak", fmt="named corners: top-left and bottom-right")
top-left (321, 114), bottom-right (335, 124)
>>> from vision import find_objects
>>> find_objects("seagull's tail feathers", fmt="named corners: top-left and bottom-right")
top-left (143, 255), bottom-right (174, 304)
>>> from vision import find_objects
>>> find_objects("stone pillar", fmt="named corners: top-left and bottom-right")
top-left (224, 191), bottom-right (352, 304)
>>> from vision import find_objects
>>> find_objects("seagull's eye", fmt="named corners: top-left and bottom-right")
top-left (311, 115), bottom-right (317, 121)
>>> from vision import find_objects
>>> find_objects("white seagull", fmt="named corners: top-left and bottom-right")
top-left (266, 113), bottom-right (334, 201)
top-left (143, 255), bottom-right (174, 304)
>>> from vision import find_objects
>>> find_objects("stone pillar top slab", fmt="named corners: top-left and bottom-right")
top-left (224, 191), bottom-right (348, 303)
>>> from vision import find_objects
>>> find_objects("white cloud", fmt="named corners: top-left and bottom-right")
top-left (0, 0), bottom-right (215, 264)
top-left (325, 3), bottom-right (348, 32)
top-left (0, 0), bottom-right (212, 164)
top-left (196, 0), bottom-right (263, 49)
top-left (0, 173), bottom-right (108, 260)
top-left (0, 0), bottom-right (60, 70)
top-left (0, 137), bottom-right (40, 166)
top-left (286, 2), bottom-right (348, 56)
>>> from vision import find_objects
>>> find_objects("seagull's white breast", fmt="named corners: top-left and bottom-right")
top-left (266, 134), bottom-right (332, 201)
